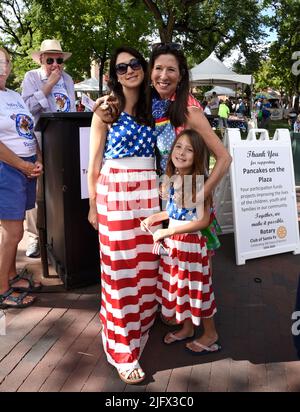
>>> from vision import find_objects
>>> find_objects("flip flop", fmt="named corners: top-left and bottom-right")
top-left (0, 288), bottom-right (36, 309)
top-left (185, 340), bottom-right (221, 355)
top-left (9, 269), bottom-right (42, 293)
top-left (163, 331), bottom-right (195, 345)
top-left (117, 367), bottom-right (145, 385)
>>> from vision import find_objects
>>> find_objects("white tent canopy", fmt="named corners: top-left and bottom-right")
top-left (74, 77), bottom-right (107, 92)
top-left (205, 86), bottom-right (235, 97)
top-left (190, 52), bottom-right (253, 87)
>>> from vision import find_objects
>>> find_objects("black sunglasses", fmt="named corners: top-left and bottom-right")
top-left (151, 42), bottom-right (182, 51)
top-left (115, 58), bottom-right (142, 75)
top-left (46, 57), bottom-right (64, 65)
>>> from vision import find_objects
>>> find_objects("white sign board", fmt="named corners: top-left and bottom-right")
top-left (228, 128), bottom-right (300, 265)
top-left (79, 127), bottom-right (90, 199)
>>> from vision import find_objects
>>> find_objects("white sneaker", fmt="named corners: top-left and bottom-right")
top-left (26, 242), bottom-right (40, 258)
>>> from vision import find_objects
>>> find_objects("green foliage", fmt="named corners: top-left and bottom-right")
top-left (258, 0), bottom-right (300, 99)
top-left (0, 0), bottom-right (273, 93)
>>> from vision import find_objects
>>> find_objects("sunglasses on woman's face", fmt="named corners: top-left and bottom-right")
top-left (115, 58), bottom-right (142, 75)
top-left (46, 57), bottom-right (64, 65)
top-left (151, 42), bottom-right (182, 51)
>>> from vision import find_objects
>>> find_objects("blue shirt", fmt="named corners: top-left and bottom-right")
top-left (104, 112), bottom-right (157, 159)
top-left (166, 186), bottom-right (198, 221)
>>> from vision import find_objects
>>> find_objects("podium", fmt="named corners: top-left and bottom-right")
top-left (36, 112), bottom-right (100, 289)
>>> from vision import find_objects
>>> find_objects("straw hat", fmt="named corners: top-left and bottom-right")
top-left (31, 39), bottom-right (72, 63)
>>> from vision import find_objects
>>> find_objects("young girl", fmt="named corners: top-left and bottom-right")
top-left (141, 129), bottom-right (221, 354)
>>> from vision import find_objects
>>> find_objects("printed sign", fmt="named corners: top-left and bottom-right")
top-left (79, 127), bottom-right (90, 199)
top-left (228, 128), bottom-right (300, 265)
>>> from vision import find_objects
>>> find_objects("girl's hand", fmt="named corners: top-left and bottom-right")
top-left (153, 228), bottom-right (172, 242)
top-left (88, 203), bottom-right (98, 230)
top-left (140, 215), bottom-right (156, 232)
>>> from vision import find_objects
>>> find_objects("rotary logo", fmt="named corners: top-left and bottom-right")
top-left (16, 114), bottom-right (34, 139)
top-left (277, 226), bottom-right (287, 239)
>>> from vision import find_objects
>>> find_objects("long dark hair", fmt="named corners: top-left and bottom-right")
top-left (108, 46), bottom-right (152, 126)
top-left (147, 44), bottom-right (189, 127)
top-left (165, 129), bottom-right (209, 205)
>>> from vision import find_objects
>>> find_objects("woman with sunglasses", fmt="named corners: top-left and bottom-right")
top-left (88, 46), bottom-right (160, 384)
top-left (148, 43), bottom-right (231, 354)
top-left (21, 39), bottom-right (76, 259)
top-left (0, 47), bottom-right (43, 309)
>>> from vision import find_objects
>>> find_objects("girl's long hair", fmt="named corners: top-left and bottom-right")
top-left (108, 46), bottom-right (153, 126)
top-left (147, 44), bottom-right (189, 127)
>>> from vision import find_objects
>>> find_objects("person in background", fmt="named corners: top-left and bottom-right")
top-left (22, 39), bottom-right (75, 258)
top-left (0, 47), bottom-right (43, 309)
top-left (294, 114), bottom-right (300, 133)
top-left (76, 99), bottom-right (85, 112)
top-left (202, 100), bottom-right (212, 116)
top-left (209, 91), bottom-right (220, 116)
top-left (258, 99), bottom-right (271, 130)
top-left (236, 98), bottom-right (246, 116)
top-left (218, 99), bottom-right (230, 136)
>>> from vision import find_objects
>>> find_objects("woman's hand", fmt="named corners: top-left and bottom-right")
top-left (29, 161), bottom-right (43, 178)
top-left (88, 203), bottom-right (98, 230)
top-left (153, 228), bottom-right (173, 242)
top-left (140, 215), bottom-right (157, 232)
top-left (93, 95), bottom-right (120, 124)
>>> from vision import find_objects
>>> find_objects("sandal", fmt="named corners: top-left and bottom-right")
top-left (9, 268), bottom-right (42, 293)
top-left (163, 331), bottom-right (195, 345)
top-left (117, 365), bottom-right (145, 385)
top-left (0, 288), bottom-right (36, 309)
top-left (185, 340), bottom-right (221, 355)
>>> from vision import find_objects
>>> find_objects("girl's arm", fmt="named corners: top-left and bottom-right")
top-left (153, 202), bottom-right (211, 241)
top-left (141, 211), bottom-right (169, 232)
top-left (87, 109), bottom-right (108, 230)
top-left (186, 106), bottom-right (232, 199)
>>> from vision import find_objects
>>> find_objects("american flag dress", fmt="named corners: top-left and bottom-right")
top-left (157, 186), bottom-right (217, 326)
top-left (96, 112), bottom-right (160, 372)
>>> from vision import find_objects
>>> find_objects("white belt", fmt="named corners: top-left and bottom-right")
top-left (103, 157), bottom-right (155, 170)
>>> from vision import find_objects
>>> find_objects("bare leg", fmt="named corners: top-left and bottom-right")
top-left (164, 318), bottom-right (194, 344)
top-left (0, 220), bottom-right (34, 305)
top-left (186, 256), bottom-right (219, 352)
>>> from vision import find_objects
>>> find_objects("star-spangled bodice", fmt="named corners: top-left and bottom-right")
top-left (104, 112), bottom-right (157, 159)
top-left (166, 185), bottom-right (198, 221)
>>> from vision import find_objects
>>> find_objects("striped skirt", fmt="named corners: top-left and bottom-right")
top-left (96, 157), bottom-right (160, 372)
top-left (157, 220), bottom-right (217, 326)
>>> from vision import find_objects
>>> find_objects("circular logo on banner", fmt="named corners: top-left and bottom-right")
top-left (277, 226), bottom-right (287, 239)
top-left (54, 93), bottom-right (70, 112)
top-left (16, 114), bottom-right (34, 139)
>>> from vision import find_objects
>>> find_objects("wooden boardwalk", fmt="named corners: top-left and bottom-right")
top-left (1, 230), bottom-right (300, 392)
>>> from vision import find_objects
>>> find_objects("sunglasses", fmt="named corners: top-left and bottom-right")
top-left (151, 42), bottom-right (182, 51)
top-left (115, 58), bottom-right (142, 75)
top-left (46, 57), bottom-right (64, 65)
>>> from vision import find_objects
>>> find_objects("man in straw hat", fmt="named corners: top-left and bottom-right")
top-left (21, 39), bottom-right (75, 258)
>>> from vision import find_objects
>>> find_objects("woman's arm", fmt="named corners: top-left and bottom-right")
top-left (87, 109), bottom-right (108, 230)
top-left (0, 141), bottom-right (36, 176)
top-left (186, 106), bottom-right (232, 199)
top-left (153, 202), bottom-right (211, 241)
